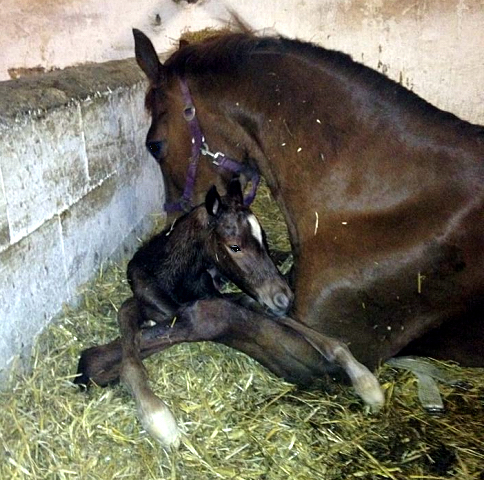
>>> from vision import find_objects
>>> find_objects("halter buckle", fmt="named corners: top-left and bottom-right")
top-left (201, 142), bottom-right (225, 165)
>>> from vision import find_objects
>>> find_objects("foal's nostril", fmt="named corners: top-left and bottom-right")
top-left (274, 292), bottom-right (290, 311)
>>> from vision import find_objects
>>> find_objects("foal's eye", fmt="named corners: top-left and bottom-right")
top-left (229, 245), bottom-right (241, 252)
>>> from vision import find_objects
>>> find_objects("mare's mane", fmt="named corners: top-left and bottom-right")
top-left (157, 32), bottom-right (484, 137)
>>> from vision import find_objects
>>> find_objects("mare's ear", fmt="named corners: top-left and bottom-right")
top-left (133, 29), bottom-right (165, 85)
top-left (205, 186), bottom-right (222, 217)
top-left (226, 177), bottom-right (244, 205)
top-left (179, 38), bottom-right (189, 49)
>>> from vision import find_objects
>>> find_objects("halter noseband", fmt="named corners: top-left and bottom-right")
top-left (163, 78), bottom-right (260, 213)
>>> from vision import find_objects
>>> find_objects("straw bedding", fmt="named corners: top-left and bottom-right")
top-left (2, 29), bottom-right (484, 480)
top-left (2, 180), bottom-right (483, 480)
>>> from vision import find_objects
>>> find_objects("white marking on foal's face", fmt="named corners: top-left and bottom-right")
top-left (247, 214), bottom-right (263, 247)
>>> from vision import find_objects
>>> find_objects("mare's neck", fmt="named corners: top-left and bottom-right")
top-left (192, 58), bottom-right (475, 250)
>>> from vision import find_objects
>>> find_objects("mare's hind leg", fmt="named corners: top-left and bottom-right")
top-left (399, 307), bottom-right (484, 367)
top-left (117, 297), bottom-right (180, 448)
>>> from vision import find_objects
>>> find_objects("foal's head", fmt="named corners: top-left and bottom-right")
top-left (203, 179), bottom-right (293, 317)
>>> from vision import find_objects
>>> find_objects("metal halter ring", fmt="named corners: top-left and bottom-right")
top-left (183, 105), bottom-right (196, 121)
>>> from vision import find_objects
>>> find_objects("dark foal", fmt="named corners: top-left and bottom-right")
top-left (78, 179), bottom-right (292, 447)
top-left (127, 178), bottom-right (293, 324)
top-left (77, 179), bottom-right (383, 447)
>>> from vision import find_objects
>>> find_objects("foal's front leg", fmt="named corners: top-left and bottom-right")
top-left (179, 300), bottom-right (383, 410)
top-left (117, 297), bottom-right (180, 448)
top-left (78, 299), bottom-right (383, 409)
top-left (173, 299), bottom-right (383, 410)
top-left (275, 317), bottom-right (384, 410)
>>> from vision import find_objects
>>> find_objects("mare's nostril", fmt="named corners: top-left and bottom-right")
top-left (274, 292), bottom-right (290, 311)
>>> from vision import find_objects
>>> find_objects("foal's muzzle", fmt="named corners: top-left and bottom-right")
top-left (257, 280), bottom-right (294, 317)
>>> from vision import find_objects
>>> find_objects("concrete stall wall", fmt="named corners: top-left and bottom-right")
top-left (0, 61), bottom-right (164, 380)
top-left (1, 0), bottom-right (483, 378)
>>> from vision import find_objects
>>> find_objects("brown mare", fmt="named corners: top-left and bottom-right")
top-left (128, 29), bottom-right (484, 367)
top-left (77, 28), bottom-right (484, 440)
top-left (77, 178), bottom-right (383, 446)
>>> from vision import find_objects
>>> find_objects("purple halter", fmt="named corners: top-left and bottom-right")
top-left (164, 78), bottom-right (260, 213)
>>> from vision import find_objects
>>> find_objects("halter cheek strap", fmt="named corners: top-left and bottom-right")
top-left (163, 78), bottom-right (260, 213)
top-left (163, 80), bottom-right (205, 213)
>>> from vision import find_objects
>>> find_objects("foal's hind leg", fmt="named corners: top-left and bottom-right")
top-left (77, 299), bottom-right (325, 388)
top-left (78, 299), bottom-right (383, 409)
top-left (117, 297), bottom-right (180, 448)
top-left (128, 266), bottom-right (179, 324)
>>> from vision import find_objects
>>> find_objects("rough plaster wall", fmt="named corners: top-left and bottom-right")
top-left (0, 0), bottom-right (483, 124)
top-left (0, 61), bottom-right (164, 379)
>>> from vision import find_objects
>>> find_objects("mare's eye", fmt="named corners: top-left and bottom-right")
top-left (146, 140), bottom-right (165, 161)
top-left (229, 245), bottom-right (241, 252)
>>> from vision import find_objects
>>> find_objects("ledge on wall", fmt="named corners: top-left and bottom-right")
top-left (0, 59), bottom-right (145, 125)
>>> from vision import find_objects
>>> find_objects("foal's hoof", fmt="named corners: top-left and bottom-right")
top-left (355, 375), bottom-right (385, 412)
top-left (74, 348), bottom-right (120, 388)
top-left (136, 392), bottom-right (181, 449)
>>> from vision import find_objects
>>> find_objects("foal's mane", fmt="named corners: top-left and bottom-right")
top-left (161, 32), bottom-right (484, 136)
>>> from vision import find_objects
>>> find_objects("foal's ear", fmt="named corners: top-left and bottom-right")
top-left (226, 177), bottom-right (244, 205)
top-left (133, 29), bottom-right (165, 85)
top-left (205, 186), bottom-right (222, 217)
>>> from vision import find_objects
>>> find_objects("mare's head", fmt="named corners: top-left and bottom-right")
top-left (203, 178), bottom-right (293, 317)
top-left (133, 29), bottom-right (261, 207)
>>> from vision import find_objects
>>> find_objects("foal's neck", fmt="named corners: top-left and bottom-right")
top-left (166, 206), bottom-right (213, 269)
